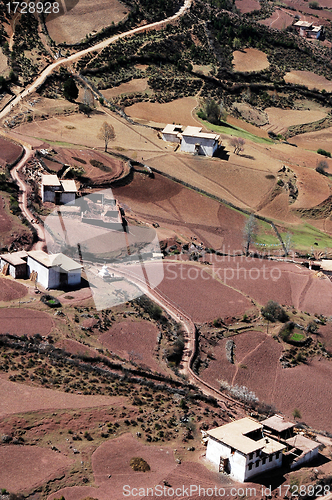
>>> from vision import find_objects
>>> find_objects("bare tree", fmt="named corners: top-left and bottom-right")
top-left (243, 214), bottom-right (258, 256)
top-left (83, 88), bottom-right (94, 108)
top-left (284, 232), bottom-right (292, 257)
top-left (97, 122), bottom-right (115, 152)
top-left (230, 137), bottom-right (245, 155)
top-left (316, 159), bottom-right (329, 175)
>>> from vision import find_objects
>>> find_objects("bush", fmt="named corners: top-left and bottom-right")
top-left (261, 300), bottom-right (289, 323)
top-left (316, 159), bottom-right (329, 175)
top-left (129, 457), bottom-right (150, 472)
top-left (309, 1), bottom-right (320, 8)
top-left (317, 148), bottom-right (331, 157)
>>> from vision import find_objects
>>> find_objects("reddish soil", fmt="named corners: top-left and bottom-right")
top-left (284, 71), bottom-right (332, 92)
top-left (0, 376), bottom-right (126, 417)
top-left (55, 338), bottom-right (99, 357)
top-left (0, 193), bottom-right (15, 231)
top-left (113, 172), bottom-right (247, 252)
top-left (99, 320), bottom-right (167, 374)
top-left (0, 278), bottom-right (28, 302)
top-left (125, 97), bottom-right (200, 126)
top-left (46, 0), bottom-right (128, 44)
top-left (52, 148), bottom-right (125, 184)
top-left (291, 126), bottom-right (332, 152)
top-left (0, 308), bottom-right (54, 335)
top-left (0, 137), bottom-right (22, 167)
top-left (154, 262), bottom-right (251, 322)
top-left (47, 433), bottom-right (239, 500)
top-left (259, 9), bottom-right (294, 29)
top-left (235, 0), bottom-right (260, 13)
top-left (103, 78), bottom-right (150, 99)
top-left (232, 49), bottom-right (269, 72)
top-left (264, 107), bottom-right (327, 136)
top-left (202, 330), bottom-right (332, 432)
top-left (0, 445), bottom-right (72, 493)
top-left (206, 256), bottom-right (332, 316)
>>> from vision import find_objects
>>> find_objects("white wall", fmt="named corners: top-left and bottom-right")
top-left (290, 448), bottom-right (319, 469)
top-left (68, 270), bottom-right (81, 286)
top-left (60, 192), bottom-right (76, 205)
top-left (27, 257), bottom-right (61, 289)
top-left (162, 133), bottom-right (181, 144)
top-left (245, 450), bottom-right (283, 480)
top-left (180, 136), bottom-right (218, 156)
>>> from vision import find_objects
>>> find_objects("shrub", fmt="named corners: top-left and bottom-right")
top-left (279, 321), bottom-right (295, 341)
top-left (261, 300), bottom-right (289, 323)
top-left (316, 159), bottom-right (329, 175)
top-left (309, 0), bottom-right (320, 8)
top-left (129, 457), bottom-right (150, 472)
top-left (317, 148), bottom-right (331, 158)
top-left (293, 408), bottom-right (301, 419)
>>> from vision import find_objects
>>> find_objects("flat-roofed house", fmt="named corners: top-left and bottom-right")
top-left (161, 124), bottom-right (183, 143)
top-left (180, 126), bottom-right (220, 157)
top-left (206, 417), bottom-right (285, 482)
top-left (27, 250), bottom-right (81, 289)
top-left (261, 414), bottom-right (296, 440)
top-left (293, 20), bottom-right (323, 39)
top-left (0, 251), bottom-right (28, 279)
top-left (286, 435), bottom-right (319, 469)
top-left (41, 175), bottom-right (77, 205)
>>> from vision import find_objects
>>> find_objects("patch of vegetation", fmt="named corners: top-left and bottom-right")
top-left (40, 294), bottom-right (62, 308)
top-left (279, 321), bottom-right (307, 344)
top-left (317, 148), bottom-right (331, 158)
top-left (89, 159), bottom-right (112, 172)
top-left (262, 301), bottom-right (289, 323)
top-left (129, 457), bottom-right (151, 472)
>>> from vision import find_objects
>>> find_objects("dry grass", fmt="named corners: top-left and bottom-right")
top-left (232, 48), bottom-right (270, 73)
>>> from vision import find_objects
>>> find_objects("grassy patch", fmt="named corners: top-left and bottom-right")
top-left (196, 117), bottom-right (273, 145)
top-left (290, 332), bottom-right (306, 342)
top-left (280, 224), bottom-right (332, 252)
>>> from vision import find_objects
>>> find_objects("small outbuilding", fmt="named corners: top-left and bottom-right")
top-left (180, 126), bottom-right (220, 157)
top-left (41, 175), bottom-right (77, 205)
top-left (27, 250), bottom-right (82, 289)
top-left (0, 251), bottom-right (28, 279)
top-left (286, 435), bottom-right (320, 469)
top-left (161, 124), bottom-right (183, 143)
top-left (261, 414), bottom-right (295, 441)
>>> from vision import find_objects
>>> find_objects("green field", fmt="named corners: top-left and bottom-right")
top-left (197, 117), bottom-right (273, 145)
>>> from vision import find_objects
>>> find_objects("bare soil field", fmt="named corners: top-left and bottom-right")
top-left (153, 262), bottom-right (251, 322)
top-left (55, 338), bottom-right (99, 358)
top-left (0, 308), bottom-right (54, 335)
top-left (291, 165), bottom-right (331, 209)
top-left (99, 319), bottom-right (167, 374)
top-left (0, 376), bottom-right (125, 417)
top-left (113, 172), bottom-right (247, 251)
top-left (0, 136), bottom-right (22, 167)
top-left (284, 71), bottom-right (332, 91)
top-left (125, 97), bottom-right (200, 126)
top-left (48, 433), bottom-right (234, 500)
top-left (0, 193), bottom-right (34, 248)
top-left (0, 278), bottom-right (28, 302)
top-left (291, 126), bottom-right (332, 152)
top-left (202, 330), bottom-right (332, 432)
top-left (51, 147), bottom-right (125, 183)
top-left (0, 51), bottom-right (9, 76)
top-left (103, 78), bottom-right (150, 99)
top-left (0, 445), bottom-right (72, 493)
top-left (232, 48), bottom-right (270, 72)
top-left (264, 107), bottom-right (327, 136)
top-left (283, 0), bottom-right (332, 21)
top-left (259, 9), bottom-right (295, 29)
top-left (46, 0), bottom-right (128, 44)
top-left (235, 0), bottom-right (261, 13)
top-left (205, 256), bottom-right (332, 316)
top-left (17, 112), bottom-right (164, 154)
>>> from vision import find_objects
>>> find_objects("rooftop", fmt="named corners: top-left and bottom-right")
top-left (0, 251), bottom-right (28, 266)
top-left (286, 435), bottom-right (319, 453)
top-left (182, 126), bottom-right (219, 140)
top-left (28, 251), bottom-right (81, 271)
top-left (294, 21), bottom-right (313, 27)
top-left (261, 415), bottom-right (295, 433)
top-left (42, 174), bottom-right (61, 187)
top-left (60, 179), bottom-right (77, 193)
top-left (316, 260), bottom-right (332, 271)
top-left (207, 417), bottom-right (285, 455)
top-left (162, 124), bottom-right (183, 134)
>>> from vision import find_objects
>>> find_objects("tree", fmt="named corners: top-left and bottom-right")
top-left (198, 98), bottom-right (225, 125)
top-left (261, 300), bottom-right (289, 323)
top-left (284, 232), bottom-right (293, 257)
top-left (293, 408), bottom-right (301, 419)
top-left (230, 137), bottom-right (245, 155)
top-left (97, 122), bottom-right (115, 152)
top-left (243, 214), bottom-right (257, 256)
top-left (82, 88), bottom-right (94, 108)
top-left (316, 159), bottom-right (329, 175)
top-left (63, 77), bottom-right (78, 101)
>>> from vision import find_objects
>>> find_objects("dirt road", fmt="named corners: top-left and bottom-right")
top-left (0, 0), bottom-right (192, 121)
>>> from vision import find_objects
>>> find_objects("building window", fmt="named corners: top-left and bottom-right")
top-left (269, 455), bottom-right (273, 462)
top-left (255, 460), bottom-right (260, 468)
top-left (262, 457), bottom-right (266, 465)
top-left (249, 453), bottom-right (253, 460)
top-left (276, 452), bottom-right (280, 459)
top-left (248, 463), bottom-right (253, 470)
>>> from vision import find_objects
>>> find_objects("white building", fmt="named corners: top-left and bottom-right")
top-left (27, 250), bottom-right (82, 289)
top-left (206, 417), bottom-right (285, 482)
top-left (286, 435), bottom-right (319, 469)
top-left (41, 175), bottom-right (77, 205)
top-left (0, 251), bottom-right (28, 279)
top-left (161, 124), bottom-right (183, 143)
top-left (180, 126), bottom-right (220, 157)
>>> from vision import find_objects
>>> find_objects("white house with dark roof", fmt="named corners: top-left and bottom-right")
top-left (27, 250), bottom-right (81, 289)
top-left (205, 417), bottom-right (285, 482)
top-left (41, 175), bottom-right (77, 205)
